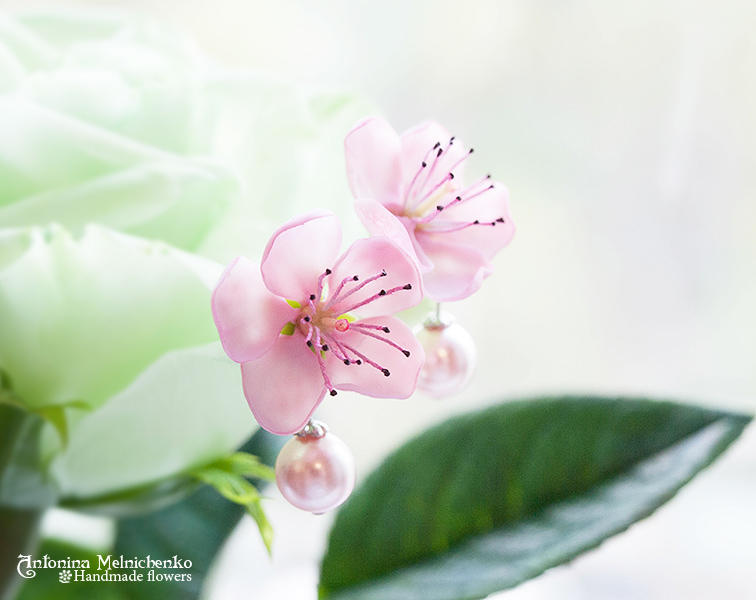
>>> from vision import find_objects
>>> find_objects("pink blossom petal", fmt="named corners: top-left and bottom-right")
top-left (400, 121), bottom-right (469, 186)
top-left (344, 117), bottom-right (403, 210)
top-left (429, 183), bottom-right (515, 260)
top-left (354, 198), bottom-right (420, 263)
top-left (328, 237), bottom-right (423, 318)
top-left (212, 256), bottom-right (298, 363)
top-left (414, 234), bottom-right (492, 302)
top-left (328, 316), bottom-right (423, 398)
top-left (354, 198), bottom-right (433, 272)
top-left (400, 121), bottom-right (452, 169)
top-left (261, 211), bottom-right (341, 301)
top-left (405, 225), bottom-right (434, 272)
top-left (241, 336), bottom-right (326, 435)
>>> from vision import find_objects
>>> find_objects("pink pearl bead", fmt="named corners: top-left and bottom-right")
top-left (275, 429), bottom-right (355, 513)
top-left (414, 317), bottom-right (476, 397)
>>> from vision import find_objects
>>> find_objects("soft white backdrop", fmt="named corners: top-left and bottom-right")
top-left (11, 1), bottom-right (755, 598)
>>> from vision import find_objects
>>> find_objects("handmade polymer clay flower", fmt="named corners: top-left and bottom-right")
top-left (344, 117), bottom-right (515, 302)
top-left (211, 211), bottom-right (424, 436)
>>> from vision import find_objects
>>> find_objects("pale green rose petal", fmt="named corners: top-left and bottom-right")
top-left (49, 342), bottom-right (254, 499)
top-left (0, 97), bottom-right (176, 201)
top-left (197, 76), bottom-right (375, 261)
top-left (0, 160), bottom-right (236, 250)
top-left (0, 224), bottom-right (221, 411)
top-left (23, 64), bottom-right (198, 154)
top-left (25, 41), bottom-right (203, 153)
top-left (1, 12), bottom-right (375, 258)
top-left (0, 228), bottom-right (34, 269)
top-left (11, 13), bottom-right (210, 153)
top-left (16, 11), bottom-right (141, 51)
top-left (0, 38), bottom-right (25, 92)
top-left (0, 13), bottom-right (57, 72)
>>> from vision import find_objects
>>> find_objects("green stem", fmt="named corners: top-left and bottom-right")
top-left (0, 507), bottom-right (43, 600)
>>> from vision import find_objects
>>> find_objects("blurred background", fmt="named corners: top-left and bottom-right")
top-left (3, 1), bottom-right (755, 598)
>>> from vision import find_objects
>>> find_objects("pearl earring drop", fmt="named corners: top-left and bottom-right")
top-left (414, 305), bottom-right (476, 398)
top-left (275, 420), bottom-right (356, 514)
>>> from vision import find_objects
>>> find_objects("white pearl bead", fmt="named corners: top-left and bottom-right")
top-left (275, 428), bottom-right (355, 513)
top-left (414, 315), bottom-right (476, 397)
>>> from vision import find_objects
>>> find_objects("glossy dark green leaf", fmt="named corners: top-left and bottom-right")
top-left (319, 396), bottom-right (751, 600)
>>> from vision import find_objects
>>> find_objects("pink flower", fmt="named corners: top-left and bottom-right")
top-left (344, 117), bottom-right (515, 302)
top-left (211, 211), bottom-right (425, 435)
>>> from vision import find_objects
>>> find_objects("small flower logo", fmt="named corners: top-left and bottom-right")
top-left (58, 570), bottom-right (72, 583)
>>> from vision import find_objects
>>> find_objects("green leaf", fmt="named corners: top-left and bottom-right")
top-left (1, 371), bottom-right (90, 450)
top-left (193, 465), bottom-right (274, 554)
top-left (319, 396), bottom-right (752, 600)
top-left (216, 452), bottom-right (276, 481)
top-left (191, 451), bottom-right (276, 554)
top-left (286, 299), bottom-right (302, 309)
top-left (33, 399), bottom-right (90, 448)
top-left (111, 429), bottom-right (284, 599)
top-left (193, 467), bottom-right (261, 505)
top-left (245, 494), bottom-right (274, 557)
top-left (280, 321), bottom-right (296, 336)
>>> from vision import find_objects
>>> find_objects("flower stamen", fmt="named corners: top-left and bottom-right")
top-left (403, 141), bottom-right (441, 207)
top-left (338, 283), bottom-right (412, 314)
top-left (416, 183), bottom-right (496, 225)
top-left (314, 346), bottom-right (336, 395)
top-left (351, 326), bottom-right (411, 357)
top-left (350, 323), bottom-right (390, 333)
top-left (415, 172), bottom-right (455, 209)
top-left (421, 217), bottom-right (507, 233)
top-left (411, 141), bottom-right (451, 209)
top-left (339, 341), bottom-right (391, 376)
top-left (321, 333), bottom-right (351, 363)
top-left (328, 274), bottom-right (359, 306)
top-left (327, 269), bottom-right (387, 309)
top-left (316, 268), bottom-right (332, 300)
top-left (322, 333), bottom-right (363, 366)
